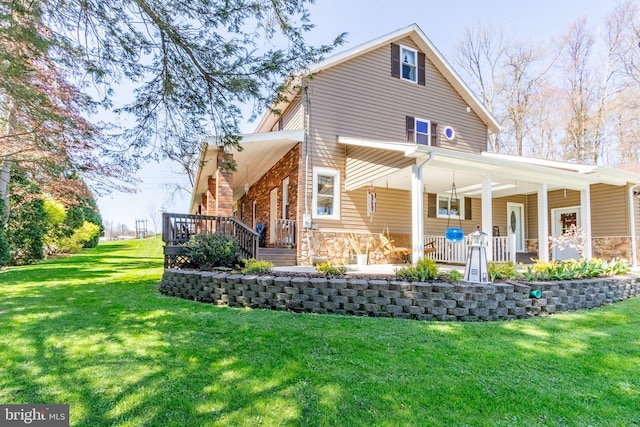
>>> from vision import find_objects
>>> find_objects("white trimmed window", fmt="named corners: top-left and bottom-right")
top-left (312, 167), bottom-right (340, 220)
top-left (437, 193), bottom-right (463, 219)
top-left (401, 46), bottom-right (417, 83)
top-left (415, 118), bottom-right (430, 145)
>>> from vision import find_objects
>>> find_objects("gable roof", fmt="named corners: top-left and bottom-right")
top-left (255, 23), bottom-right (501, 134)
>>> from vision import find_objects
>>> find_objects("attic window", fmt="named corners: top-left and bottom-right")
top-left (401, 46), bottom-right (417, 82)
top-left (391, 43), bottom-right (426, 85)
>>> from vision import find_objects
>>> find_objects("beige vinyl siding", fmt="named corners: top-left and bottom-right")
top-left (526, 194), bottom-right (538, 239)
top-left (519, 186), bottom-right (628, 240)
top-left (492, 195), bottom-right (528, 238)
top-left (307, 38), bottom-right (487, 150)
top-left (303, 36), bottom-right (488, 232)
top-left (425, 196), bottom-right (481, 236)
top-left (281, 96), bottom-right (304, 131)
top-left (590, 184), bottom-right (628, 236)
top-left (338, 187), bottom-right (412, 233)
top-left (345, 146), bottom-right (415, 190)
top-left (325, 188), bottom-right (481, 235)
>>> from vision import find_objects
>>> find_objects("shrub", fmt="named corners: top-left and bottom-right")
top-left (524, 258), bottom-right (631, 281)
top-left (241, 258), bottom-right (275, 274)
top-left (184, 233), bottom-right (240, 270)
top-left (316, 262), bottom-right (347, 278)
top-left (487, 261), bottom-right (519, 282)
top-left (396, 257), bottom-right (438, 281)
top-left (55, 221), bottom-right (102, 254)
top-left (446, 269), bottom-right (463, 283)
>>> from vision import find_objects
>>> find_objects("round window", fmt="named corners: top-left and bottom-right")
top-left (444, 126), bottom-right (455, 140)
top-left (510, 211), bottom-right (517, 233)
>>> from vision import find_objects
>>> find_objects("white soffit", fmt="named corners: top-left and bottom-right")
top-left (191, 130), bottom-right (303, 211)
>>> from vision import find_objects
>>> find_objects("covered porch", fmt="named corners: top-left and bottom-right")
top-left (339, 136), bottom-right (639, 265)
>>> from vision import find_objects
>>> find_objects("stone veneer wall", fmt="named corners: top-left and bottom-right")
top-left (591, 237), bottom-right (632, 261)
top-left (299, 231), bottom-right (408, 266)
top-left (159, 270), bottom-right (640, 321)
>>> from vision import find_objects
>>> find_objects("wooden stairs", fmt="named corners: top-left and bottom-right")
top-left (258, 247), bottom-right (297, 267)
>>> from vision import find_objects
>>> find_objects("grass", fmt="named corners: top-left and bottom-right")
top-left (0, 236), bottom-right (639, 426)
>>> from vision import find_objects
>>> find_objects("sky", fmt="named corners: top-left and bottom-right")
top-left (95, 0), bottom-right (624, 231)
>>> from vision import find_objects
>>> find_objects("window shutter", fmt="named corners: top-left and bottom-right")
top-left (391, 43), bottom-right (400, 78)
top-left (418, 52), bottom-right (426, 85)
top-left (406, 116), bottom-right (415, 142)
top-left (431, 122), bottom-right (438, 146)
top-left (464, 197), bottom-right (472, 220)
top-left (428, 193), bottom-right (436, 218)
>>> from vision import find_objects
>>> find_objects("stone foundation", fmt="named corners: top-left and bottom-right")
top-left (298, 231), bottom-right (410, 266)
top-left (592, 237), bottom-right (632, 261)
top-left (159, 270), bottom-right (640, 321)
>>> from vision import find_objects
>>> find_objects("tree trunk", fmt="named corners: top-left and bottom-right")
top-left (0, 159), bottom-right (11, 226)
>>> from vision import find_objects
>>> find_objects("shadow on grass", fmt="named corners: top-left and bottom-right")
top-left (1, 239), bottom-right (639, 426)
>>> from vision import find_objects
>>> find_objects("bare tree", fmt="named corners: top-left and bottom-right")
top-left (557, 18), bottom-right (597, 164)
top-left (455, 22), bottom-right (510, 152)
top-left (503, 42), bottom-right (556, 156)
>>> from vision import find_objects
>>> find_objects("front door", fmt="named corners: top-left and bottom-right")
top-left (507, 203), bottom-right (525, 252)
top-left (552, 207), bottom-right (581, 261)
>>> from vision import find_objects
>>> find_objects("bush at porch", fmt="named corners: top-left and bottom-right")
top-left (184, 233), bottom-right (240, 270)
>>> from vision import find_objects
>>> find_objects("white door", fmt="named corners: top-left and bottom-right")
top-left (507, 203), bottom-right (525, 252)
top-left (270, 187), bottom-right (278, 244)
top-left (552, 207), bottom-right (581, 261)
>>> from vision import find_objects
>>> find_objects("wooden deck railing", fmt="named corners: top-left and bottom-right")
top-left (425, 234), bottom-right (516, 264)
top-left (162, 213), bottom-right (259, 268)
top-left (274, 219), bottom-right (297, 247)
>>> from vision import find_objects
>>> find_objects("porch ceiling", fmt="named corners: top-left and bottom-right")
top-left (191, 130), bottom-right (303, 210)
top-left (339, 136), bottom-right (601, 197)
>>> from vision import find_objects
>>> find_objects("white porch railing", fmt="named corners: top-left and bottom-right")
top-left (424, 234), bottom-right (516, 264)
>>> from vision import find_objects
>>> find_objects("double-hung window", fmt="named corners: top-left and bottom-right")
top-left (415, 118), bottom-right (430, 145)
top-left (437, 194), bottom-right (463, 219)
top-left (391, 43), bottom-right (426, 85)
top-left (312, 167), bottom-right (340, 220)
top-left (407, 116), bottom-right (438, 146)
top-left (401, 46), bottom-right (417, 82)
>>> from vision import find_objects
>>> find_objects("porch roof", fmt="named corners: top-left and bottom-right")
top-left (190, 130), bottom-right (303, 212)
top-left (337, 137), bottom-right (632, 197)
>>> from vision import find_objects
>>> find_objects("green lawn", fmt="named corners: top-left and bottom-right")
top-left (1, 237), bottom-right (639, 426)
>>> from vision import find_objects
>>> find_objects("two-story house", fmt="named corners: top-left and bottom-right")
top-left (186, 23), bottom-right (640, 267)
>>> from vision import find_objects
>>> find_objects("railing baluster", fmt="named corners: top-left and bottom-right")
top-left (162, 213), bottom-right (260, 269)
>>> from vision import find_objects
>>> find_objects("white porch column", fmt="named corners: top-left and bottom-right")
top-left (580, 187), bottom-right (592, 259)
top-left (629, 186), bottom-right (639, 267)
top-left (537, 183), bottom-right (549, 261)
top-left (481, 174), bottom-right (493, 261)
top-left (411, 160), bottom-right (424, 264)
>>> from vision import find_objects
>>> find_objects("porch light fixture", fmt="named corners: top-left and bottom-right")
top-left (244, 166), bottom-right (250, 194)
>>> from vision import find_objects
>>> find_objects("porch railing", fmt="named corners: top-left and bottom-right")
top-left (275, 219), bottom-right (297, 247)
top-left (425, 234), bottom-right (516, 264)
top-left (162, 213), bottom-right (259, 268)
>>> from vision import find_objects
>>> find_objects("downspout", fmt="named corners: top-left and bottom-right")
top-left (302, 84), bottom-right (312, 265)
top-left (628, 184), bottom-right (640, 267)
top-left (303, 85), bottom-right (310, 225)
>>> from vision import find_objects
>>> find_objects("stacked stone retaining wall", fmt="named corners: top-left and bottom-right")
top-left (159, 270), bottom-right (640, 321)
